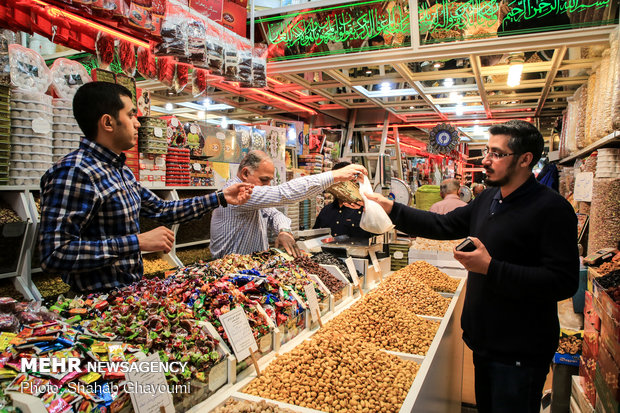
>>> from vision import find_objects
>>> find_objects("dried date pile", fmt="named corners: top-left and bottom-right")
top-left (294, 256), bottom-right (345, 294)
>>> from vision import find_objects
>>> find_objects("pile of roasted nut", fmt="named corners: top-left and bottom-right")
top-left (379, 270), bottom-right (451, 316)
top-left (142, 256), bottom-right (174, 274)
top-left (393, 261), bottom-right (460, 293)
top-left (244, 332), bottom-right (419, 412)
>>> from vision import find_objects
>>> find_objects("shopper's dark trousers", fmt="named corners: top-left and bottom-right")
top-left (473, 352), bottom-right (550, 413)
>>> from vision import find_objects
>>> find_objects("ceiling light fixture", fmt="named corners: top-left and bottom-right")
top-left (455, 104), bottom-right (464, 116)
top-left (409, 106), bottom-right (414, 110)
top-left (507, 52), bottom-right (525, 88)
top-left (365, 70), bottom-right (373, 75)
top-left (165, 103), bottom-right (173, 111)
top-left (250, 89), bottom-right (317, 115)
top-left (198, 110), bottom-right (206, 119)
top-left (221, 117), bottom-right (228, 129)
top-left (380, 82), bottom-right (392, 91)
top-left (434, 63), bottom-right (441, 68)
top-left (443, 78), bottom-right (454, 87)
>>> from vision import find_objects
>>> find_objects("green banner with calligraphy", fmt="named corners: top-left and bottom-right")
top-left (419, 0), bottom-right (617, 44)
top-left (255, 0), bottom-right (411, 61)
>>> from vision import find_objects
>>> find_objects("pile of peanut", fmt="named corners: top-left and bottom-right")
top-left (243, 332), bottom-right (419, 412)
top-left (142, 256), bottom-right (174, 274)
top-left (324, 293), bottom-right (438, 355)
top-left (378, 271), bottom-right (451, 316)
top-left (393, 261), bottom-right (460, 293)
top-left (411, 237), bottom-right (464, 252)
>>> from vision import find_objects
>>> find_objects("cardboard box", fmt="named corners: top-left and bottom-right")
top-left (556, 352), bottom-right (581, 366)
top-left (585, 290), bottom-right (602, 331)
top-left (572, 375), bottom-right (595, 413)
top-left (598, 344), bottom-right (620, 403)
top-left (595, 366), bottom-right (620, 412)
top-left (580, 357), bottom-right (597, 407)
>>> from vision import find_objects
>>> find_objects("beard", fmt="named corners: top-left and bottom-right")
top-left (484, 158), bottom-right (518, 187)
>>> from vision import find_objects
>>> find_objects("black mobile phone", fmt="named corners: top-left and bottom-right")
top-left (456, 237), bottom-right (476, 252)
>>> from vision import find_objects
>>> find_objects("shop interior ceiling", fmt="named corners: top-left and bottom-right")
top-left (146, 44), bottom-right (601, 149)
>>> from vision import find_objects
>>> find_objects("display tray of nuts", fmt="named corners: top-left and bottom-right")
top-left (393, 261), bottom-right (460, 294)
top-left (243, 331), bottom-right (420, 413)
top-left (211, 398), bottom-right (297, 413)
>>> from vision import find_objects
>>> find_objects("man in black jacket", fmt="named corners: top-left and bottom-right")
top-left (367, 120), bottom-right (578, 413)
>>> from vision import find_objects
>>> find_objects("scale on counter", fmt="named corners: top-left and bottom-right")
top-left (320, 234), bottom-right (383, 258)
top-left (459, 186), bottom-right (473, 203)
top-left (294, 228), bottom-right (332, 253)
top-left (373, 178), bottom-right (412, 206)
top-left (583, 248), bottom-right (616, 266)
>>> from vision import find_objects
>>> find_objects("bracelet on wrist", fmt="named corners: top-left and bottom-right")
top-left (217, 190), bottom-right (228, 207)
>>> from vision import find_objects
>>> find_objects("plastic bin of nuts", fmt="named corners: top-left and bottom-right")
top-left (0, 192), bottom-right (30, 275)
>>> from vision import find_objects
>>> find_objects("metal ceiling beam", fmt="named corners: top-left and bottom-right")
top-left (280, 73), bottom-right (353, 110)
top-left (324, 68), bottom-right (396, 114)
top-left (470, 55), bottom-right (492, 118)
top-left (535, 46), bottom-right (568, 117)
top-left (268, 26), bottom-right (613, 74)
top-left (393, 63), bottom-right (447, 121)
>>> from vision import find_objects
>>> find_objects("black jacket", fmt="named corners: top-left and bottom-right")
top-left (389, 175), bottom-right (579, 364)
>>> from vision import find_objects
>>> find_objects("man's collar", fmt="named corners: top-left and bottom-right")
top-left (445, 194), bottom-right (460, 200)
top-left (494, 174), bottom-right (537, 201)
top-left (80, 138), bottom-right (126, 167)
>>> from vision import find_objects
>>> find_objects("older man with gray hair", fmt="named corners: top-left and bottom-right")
top-left (429, 178), bottom-right (467, 214)
top-left (210, 150), bottom-right (367, 258)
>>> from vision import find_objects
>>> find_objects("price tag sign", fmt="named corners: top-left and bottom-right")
top-left (574, 172), bottom-right (593, 202)
top-left (218, 307), bottom-right (258, 361)
top-left (126, 353), bottom-right (175, 413)
top-left (369, 250), bottom-right (381, 273)
top-left (345, 257), bottom-right (360, 287)
top-left (154, 127), bottom-right (163, 138)
top-left (304, 283), bottom-right (320, 323)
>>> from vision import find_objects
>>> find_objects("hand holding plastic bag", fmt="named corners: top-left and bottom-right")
top-left (359, 176), bottom-right (395, 234)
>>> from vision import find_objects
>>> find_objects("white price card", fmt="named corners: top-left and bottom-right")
top-left (574, 172), bottom-right (594, 202)
top-left (345, 257), bottom-right (360, 286)
top-left (369, 250), bottom-right (381, 272)
top-left (304, 283), bottom-right (320, 323)
top-left (153, 127), bottom-right (163, 138)
top-left (126, 353), bottom-right (175, 413)
top-left (218, 306), bottom-right (258, 361)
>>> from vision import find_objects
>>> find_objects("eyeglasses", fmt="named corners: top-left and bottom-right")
top-left (483, 148), bottom-right (517, 160)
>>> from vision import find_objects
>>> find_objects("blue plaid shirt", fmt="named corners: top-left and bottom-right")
top-left (39, 138), bottom-right (220, 292)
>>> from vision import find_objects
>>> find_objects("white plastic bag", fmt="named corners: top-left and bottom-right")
top-left (359, 176), bottom-right (395, 234)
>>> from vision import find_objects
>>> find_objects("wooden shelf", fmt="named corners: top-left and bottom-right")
top-left (560, 131), bottom-right (620, 164)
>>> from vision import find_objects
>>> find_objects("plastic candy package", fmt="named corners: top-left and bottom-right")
top-left (611, 29), bottom-right (620, 130)
top-left (192, 68), bottom-right (208, 97)
top-left (128, 2), bottom-right (154, 32)
top-left (157, 56), bottom-right (175, 87)
top-left (575, 85), bottom-right (587, 149)
top-left (95, 32), bottom-right (115, 69)
top-left (136, 47), bottom-right (157, 79)
top-left (0, 297), bottom-right (17, 313)
top-left (0, 313), bottom-right (18, 332)
top-left (585, 69), bottom-right (596, 146)
top-left (173, 63), bottom-right (189, 93)
top-left (187, 19), bottom-right (207, 65)
top-left (8, 44), bottom-right (52, 93)
top-left (593, 53), bottom-right (609, 141)
top-left (238, 37), bottom-right (253, 87)
top-left (50, 58), bottom-right (92, 100)
top-left (117, 40), bottom-right (136, 76)
top-left (252, 44), bottom-right (267, 88)
top-left (223, 32), bottom-right (239, 81)
top-left (565, 98), bottom-right (578, 154)
top-left (154, 11), bottom-right (188, 57)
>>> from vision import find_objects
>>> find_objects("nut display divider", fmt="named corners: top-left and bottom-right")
top-left (0, 187), bottom-right (35, 300)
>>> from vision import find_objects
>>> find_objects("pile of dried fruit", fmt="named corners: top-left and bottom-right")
top-left (293, 256), bottom-right (345, 294)
top-left (212, 399), bottom-right (296, 413)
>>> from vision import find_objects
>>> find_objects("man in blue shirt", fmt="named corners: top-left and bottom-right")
top-left (39, 82), bottom-right (252, 293)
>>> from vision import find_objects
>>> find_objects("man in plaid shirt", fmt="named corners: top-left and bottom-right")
top-left (39, 82), bottom-right (252, 293)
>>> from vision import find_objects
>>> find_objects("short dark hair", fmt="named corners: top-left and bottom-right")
top-left (332, 161), bottom-right (351, 170)
top-left (73, 82), bottom-right (133, 141)
top-left (488, 120), bottom-right (544, 169)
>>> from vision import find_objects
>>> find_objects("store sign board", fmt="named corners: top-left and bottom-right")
top-left (256, 0), bottom-right (410, 61)
top-left (304, 283), bottom-right (320, 323)
top-left (345, 257), bottom-right (360, 286)
top-left (574, 172), bottom-right (593, 202)
top-left (189, 0), bottom-right (223, 21)
top-left (418, 0), bottom-right (616, 45)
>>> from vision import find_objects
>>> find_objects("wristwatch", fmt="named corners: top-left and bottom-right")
top-left (216, 190), bottom-right (228, 207)
top-left (279, 228), bottom-right (293, 235)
